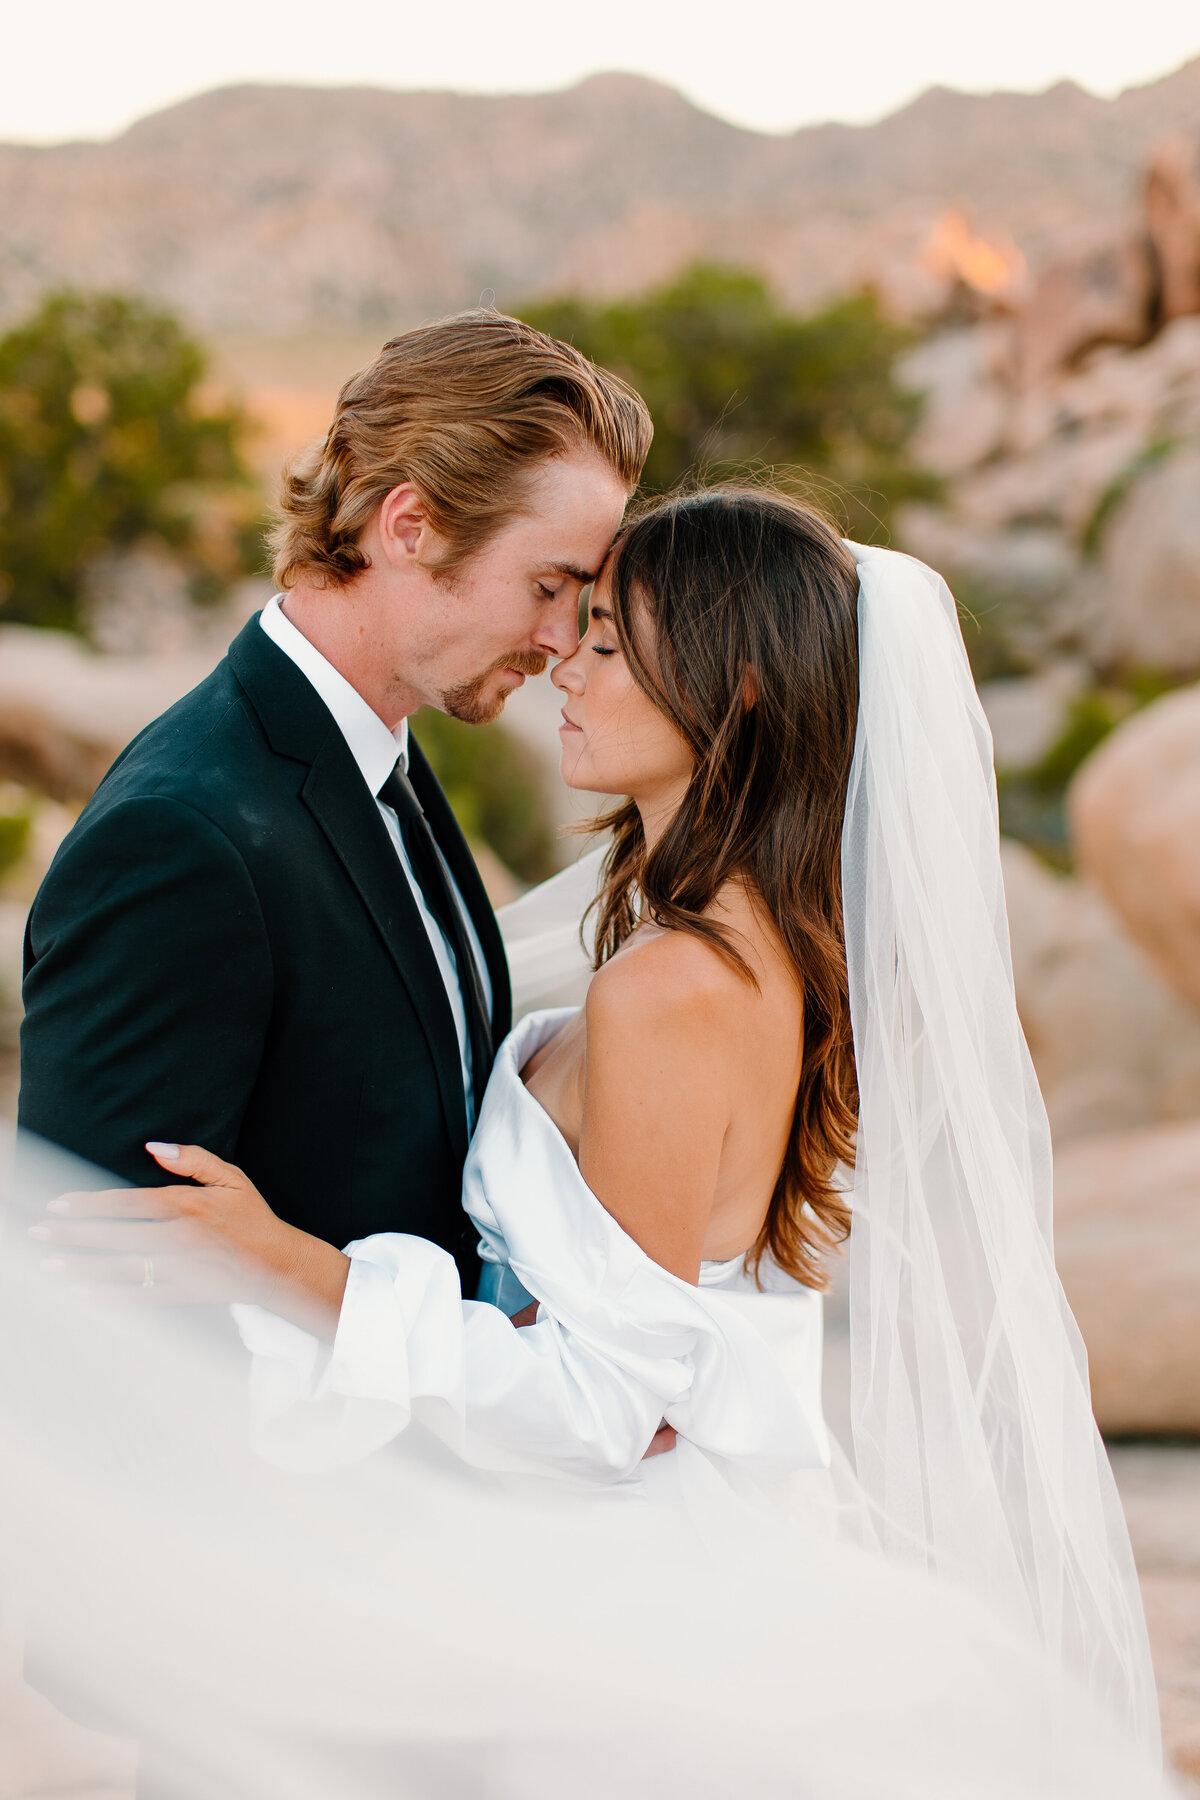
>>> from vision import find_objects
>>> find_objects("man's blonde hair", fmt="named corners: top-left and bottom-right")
top-left (269, 309), bottom-right (653, 589)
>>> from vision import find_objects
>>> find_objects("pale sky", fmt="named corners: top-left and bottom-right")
top-left (3, 0), bottom-right (1199, 144)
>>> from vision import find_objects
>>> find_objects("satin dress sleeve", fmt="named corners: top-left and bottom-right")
top-left (234, 1009), bottom-right (830, 1484)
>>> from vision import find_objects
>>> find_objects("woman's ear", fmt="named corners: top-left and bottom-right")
top-left (741, 666), bottom-right (759, 713)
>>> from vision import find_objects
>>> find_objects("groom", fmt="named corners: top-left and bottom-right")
top-left (19, 310), bottom-right (649, 1297)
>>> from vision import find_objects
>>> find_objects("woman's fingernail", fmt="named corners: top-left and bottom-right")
top-left (27, 1225), bottom-right (51, 1241)
top-left (46, 1199), bottom-right (70, 1215)
top-left (146, 1141), bottom-right (180, 1160)
top-left (40, 1258), bottom-right (66, 1274)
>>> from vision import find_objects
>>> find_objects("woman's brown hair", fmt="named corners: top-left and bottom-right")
top-left (269, 309), bottom-right (652, 590)
top-left (591, 487), bottom-right (861, 1290)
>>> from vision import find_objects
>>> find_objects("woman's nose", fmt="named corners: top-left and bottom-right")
top-left (551, 651), bottom-right (585, 695)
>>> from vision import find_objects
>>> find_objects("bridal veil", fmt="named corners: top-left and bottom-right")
top-left (840, 544), bottom-right (1156, 1751)
top-left (498, 542), bottom-right (1159, 1753)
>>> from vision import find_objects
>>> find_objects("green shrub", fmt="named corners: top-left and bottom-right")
top-left (0, 805), bottom-right (32, 879)
top-left (411, 709), bottom-right (556, 886)
top-left (520, 265), bottom-right (936, 539)
top-left (0, 290), bottom-right (259, 633)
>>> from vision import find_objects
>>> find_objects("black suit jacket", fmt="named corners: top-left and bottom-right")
top-left (18, 615), bottom-right (511, 1294)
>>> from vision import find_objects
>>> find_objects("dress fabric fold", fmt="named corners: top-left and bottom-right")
top-left (235, 1007), bottom-right (830, 1490)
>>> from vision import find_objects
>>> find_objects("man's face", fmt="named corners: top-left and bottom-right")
top-left (392, 448), bottom-right (631, 725)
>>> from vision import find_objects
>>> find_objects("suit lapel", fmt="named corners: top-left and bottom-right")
top-left (408, 734), bottom-right (514, 1043)
top-left (228, 620), bottom-right (471, 1160)
top-left (301, 746), bottom-right (471, 1161)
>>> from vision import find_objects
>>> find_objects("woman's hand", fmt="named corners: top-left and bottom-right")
top-left (30, 1142), bottom-right (349, 1328)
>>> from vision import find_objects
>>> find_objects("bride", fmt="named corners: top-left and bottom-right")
top-left (37, 487), bottom-right (1162, 1777)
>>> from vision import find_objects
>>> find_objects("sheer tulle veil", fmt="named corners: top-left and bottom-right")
top-left (839, 544), bottom-right (1156, 1750)
top-left (498, 541), bottom-right (1159, 1753)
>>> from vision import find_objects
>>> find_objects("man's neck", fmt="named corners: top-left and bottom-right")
top-left (280, 583), bottom-right (422, 729)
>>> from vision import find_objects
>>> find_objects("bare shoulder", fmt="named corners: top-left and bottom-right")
top-left (585, 928), bottom-right (750, 1046)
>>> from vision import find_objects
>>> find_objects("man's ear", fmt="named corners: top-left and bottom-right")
top-left (377, 482), bottom-right (431, 568)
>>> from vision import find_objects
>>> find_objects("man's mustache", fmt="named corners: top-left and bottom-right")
top-left (492, 649), bottom-right (550, 679)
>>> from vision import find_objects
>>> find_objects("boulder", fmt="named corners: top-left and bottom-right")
top-left (1084, 447), bottom-right (1200, 674)
top-left (979, 663), bottom-right (1086, 771)
top-left (896, 506), bottom-right (1078, 606)
top-left (1006, 316), bottom-right (1200, 461)
top-left (900, 324), bottom-right (1011, 477)
top-left (1145, 131), bottom-right (1200, 323)
top-left (1015, 226), bottom-right (1155, 387)
top-left (1001, 838), bottom-right (1200, 1142)
top-left (952, 418), bottom-right (1146, 535)
top-left (1053, 1120), bottom-right (1200, 1435)
top-left (0, 627), bottom-right (218, 804)
top-left (1070, 685), bottom-right (1200, 1008)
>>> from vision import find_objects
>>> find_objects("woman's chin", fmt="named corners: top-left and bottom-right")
top-left (558, 750), bottom-right (591, 791)
top-left (558, 747), bottom-right (630, 799)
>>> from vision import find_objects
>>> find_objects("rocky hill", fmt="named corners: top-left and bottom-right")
top-left (2, 63), bottom-right (1199, 334)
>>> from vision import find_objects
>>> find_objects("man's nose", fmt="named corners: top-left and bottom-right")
top-left (533, 592), bottom-right (583, 662)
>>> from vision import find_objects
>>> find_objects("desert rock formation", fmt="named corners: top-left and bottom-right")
top-left (2, 63), bottom-right (1200, 336)
top-left (1054, 1120), bottom-right (1200, 1436)
top-left (1070, 685), bottom-right (1200, 1011)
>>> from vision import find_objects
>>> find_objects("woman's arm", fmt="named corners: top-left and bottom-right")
top-left (37, 1142), bottom-right (350, 1334)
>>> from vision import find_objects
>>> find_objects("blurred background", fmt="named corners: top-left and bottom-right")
top-left (2, 2), bottom-right (1200, 1789)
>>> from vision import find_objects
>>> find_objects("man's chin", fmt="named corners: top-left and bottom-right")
top-left (442, 664), bottom-right (536, 726)
top-left (441, 680), bottom-right (509, 727)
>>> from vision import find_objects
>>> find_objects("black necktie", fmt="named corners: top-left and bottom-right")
top-left (378, 760), bottom-right (494, 1106)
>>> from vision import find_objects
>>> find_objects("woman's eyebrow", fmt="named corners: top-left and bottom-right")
top-left (590, 604), bottom-right (613, 622)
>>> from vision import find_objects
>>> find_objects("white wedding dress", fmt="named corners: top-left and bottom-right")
top-left (237, 1003), bottom-right (831, 1500)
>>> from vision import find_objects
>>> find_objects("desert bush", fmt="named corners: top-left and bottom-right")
top-left (412, 708), bottom-right (556, 886)
top-left (0, 803), bottom-right (31, 879)
top-left (0, 290), bottom-right (260, 634)
top-left (521, 264), bottom-right (934, 538)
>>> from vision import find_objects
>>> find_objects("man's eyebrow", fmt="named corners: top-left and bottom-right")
top-left (547, 560), bottom-right (599, 584)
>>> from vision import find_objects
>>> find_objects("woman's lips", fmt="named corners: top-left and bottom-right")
top-left (559, 710), bottom-right (583, 734)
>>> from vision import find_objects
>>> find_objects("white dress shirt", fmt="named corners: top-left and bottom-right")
top-left (259, 596), bottom-right (492, 1130)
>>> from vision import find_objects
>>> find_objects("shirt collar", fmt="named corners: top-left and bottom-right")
top-left (259, 595), bottom-right (408, 793)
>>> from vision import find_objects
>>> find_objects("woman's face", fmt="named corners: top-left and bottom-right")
top-left (551, 565), bottom-right (695, 816)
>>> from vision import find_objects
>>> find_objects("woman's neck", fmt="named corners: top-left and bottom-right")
top-left (634, 778), bottom-right (690, 855)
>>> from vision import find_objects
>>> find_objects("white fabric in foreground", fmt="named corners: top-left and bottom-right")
top-left (0, 1147), bottom-right (1172, 1800)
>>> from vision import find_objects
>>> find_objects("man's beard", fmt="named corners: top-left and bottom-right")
top-left (440, 649), bottom-right (549, 724)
